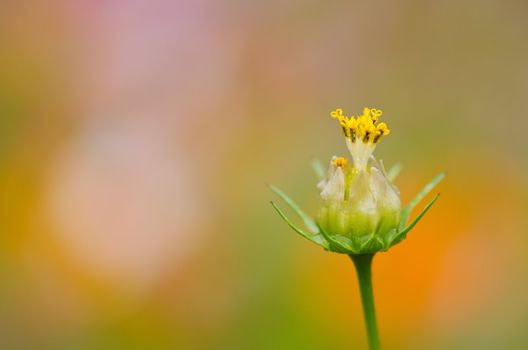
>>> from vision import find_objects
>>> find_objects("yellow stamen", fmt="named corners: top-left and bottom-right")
top-left (330, 108), bottom-right (344, 119)
top-left (329, 107), bottom-right (390, 144)
top-left (332, 157), bottom-right (348, 168)
top-left (370, 108), bottom-right (382, 124)
top-left (377, 122), bottom-right (390, 135)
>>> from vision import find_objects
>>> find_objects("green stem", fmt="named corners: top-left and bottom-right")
top-left (350, 254), bottom-right (380, 350)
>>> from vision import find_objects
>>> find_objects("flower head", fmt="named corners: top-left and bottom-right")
top-left (269, 106), bottom-right (444, 255)
top-left (318, 108), bottom-right (400, 242)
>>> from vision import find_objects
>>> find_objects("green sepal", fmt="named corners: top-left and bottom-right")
top-left (383, 229), bottom-right (400, 250)
top-left (317, 224), bottom-right (355, 253)
top-left (318, 228), bottom-right (388, 255)
top-left (399, 172), bottom-right (445, 230)
top-left (268, 184), bottom-right (319, 233)
top-left (389, 193), bottom-right (440, 247)
top-left (270, 201), bottom-right (329, 249)
top-left (358, 235), bottom-right (385, 254)
top-left (386, 162), bottom-right (402, 183)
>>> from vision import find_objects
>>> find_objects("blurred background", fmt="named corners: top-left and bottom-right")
top-left (1, 0), bottom-right (527, 349)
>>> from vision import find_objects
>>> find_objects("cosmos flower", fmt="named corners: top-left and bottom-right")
top-left (270, 107), bottom-right (444, 254)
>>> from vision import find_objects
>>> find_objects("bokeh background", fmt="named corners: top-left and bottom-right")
top-left (1, 0), bottom-right (528, 349)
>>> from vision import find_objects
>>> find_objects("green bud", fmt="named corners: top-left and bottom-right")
top-left (317, 156), bottom-right (401, 242)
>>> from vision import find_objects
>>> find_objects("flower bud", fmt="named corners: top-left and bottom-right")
top-left (317, 157), bottom-right (401, 240)
top-left (270, 106), bottom-right (443, 255)
top-left (317, 108), bottom-right (401, 241)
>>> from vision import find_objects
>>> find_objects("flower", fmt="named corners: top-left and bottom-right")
top-left (270, 107), bottom-right (444, 255)
top-left (317, 108), bottom-right (400, 243)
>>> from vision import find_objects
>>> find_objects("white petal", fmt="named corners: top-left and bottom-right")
top-left (349, 170), bottom-right (376, 213)
top-left (317, 156), bottom-right (339, 191)
top-left (370, 167), bottom-right (400, 210)
top-left (320, 166), bottom-right (345, 202)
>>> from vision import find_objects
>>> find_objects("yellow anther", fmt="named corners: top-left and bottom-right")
top-left (330, 108), bottom-right (344, 119)
top-left (355, 120), bottom-right (362, 129)
top-left (338, 116), bottom-right (348, 127)
top-left (346, 117), bottom-right (357, 129)
top-left (377, 122), bottom-right (390, 136)
top-left (332, 157), bottom-right (348, 168)
top-left (364, 124), bottom-right (377, 143)
top-left (330, 107), bottom-right (390, 143)
top-left (356, 122), bottom-right (366, 141)
top-left (370, 108), bottom-right (382, 117)
top-left (371, 122), bottom-right (390, 143)
top-left (371, 108), bottom-right (382, 124)
top-left (362, 107), bottom-right (371, 117)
